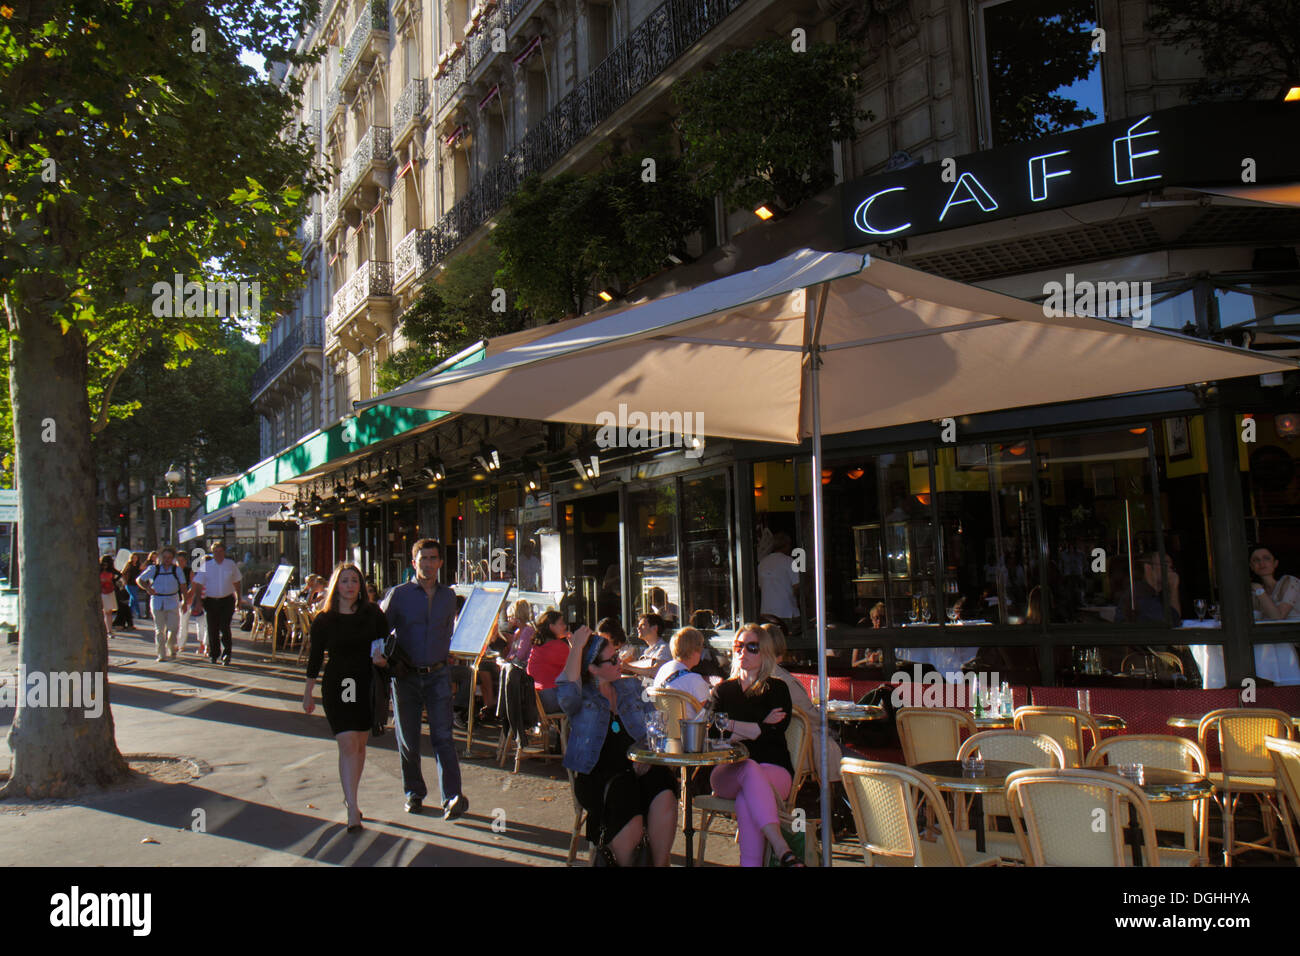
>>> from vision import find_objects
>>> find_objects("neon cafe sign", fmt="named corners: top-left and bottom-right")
top-left (840, 101), bottom-right (1300, 243)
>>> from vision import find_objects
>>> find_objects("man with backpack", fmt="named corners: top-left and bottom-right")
top-left (139, 546), bottom-right (186, 661)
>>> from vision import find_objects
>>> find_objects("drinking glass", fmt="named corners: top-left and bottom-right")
top-left (1076, 689), bottom-right (1091, 713)
top-left (908, 598), bottom-right (919, 624)
top-left (921, 599), bottom-right (932, 624)
top-left (1210, 604), bottom-right (1220, 623)
top-left (946, 605), bottom-right (958, 624)
top-left (1194, 598), bottom-right (1207, 622)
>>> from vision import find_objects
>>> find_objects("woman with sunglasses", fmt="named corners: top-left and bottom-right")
top-left (709, 624), bottom-right (804, 866)
top-left (556, 626), bottom-right (678, 866)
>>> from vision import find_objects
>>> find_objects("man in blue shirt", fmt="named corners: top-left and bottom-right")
top-left (139, 547), bottom-right (186, 661)
top-left (379, 538), bottom-right (468, 820)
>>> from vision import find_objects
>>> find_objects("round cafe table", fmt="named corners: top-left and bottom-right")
top-left (913, 759), bottom-right (1030, 854)
top-left (1096, 765), bottom-right (1212, 866)
top-left (628, 742), bottom-right (747, 867)
top-left (1168, 713), bottom-right (1300, 729)
top-left (971, 713), bottom-right (1127, 730)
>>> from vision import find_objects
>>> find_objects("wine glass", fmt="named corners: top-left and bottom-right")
top-left (946, 604), bottom-right (959, 625)
top-left (908, 597), bottom-right (919, 624)
top-left (1210, 603), bottom-right (1220, 623)
top-left (921, 598), bottom-right (932, 624)
top-left (1194, 598), bottom-right (1207, 622)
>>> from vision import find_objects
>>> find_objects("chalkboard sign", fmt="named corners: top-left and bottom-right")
top-left (449, 581), bottom-right (512, 659)
top-left (259, 563), bottom-right (295, 609)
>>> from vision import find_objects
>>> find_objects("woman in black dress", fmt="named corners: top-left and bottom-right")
top-left (302, 563), bottom-right (391, 833)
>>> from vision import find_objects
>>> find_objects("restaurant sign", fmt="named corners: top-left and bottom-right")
top-left (841, 101), bottom-right (1300, 244)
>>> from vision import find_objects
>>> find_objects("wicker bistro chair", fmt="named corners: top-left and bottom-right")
top-left (1005, 768), bottom-right (1200, 867)
top-left (559, 718), bottom-right (588, 866)
top-left (1198, 708), bottom-right (1297, 866)
top-left (897, 707), bottom-right (977, 834)
top-left (647, 686), bottom-right (703, 737)
top-left (1265, 736), bottom-right (1300, 865)
top-left (1013, 706), bottom-right (1102, 768)
top-left (956, 731), bottom-right (1065, 844)
top-left (294, 603), bottom-right (317, 664)
top-left (840, 759), bottom-right (1003, 867)
top-left (1086, 734), bottom-right (1211, 864)
top-left (695, 708), bottom-right (814, 866)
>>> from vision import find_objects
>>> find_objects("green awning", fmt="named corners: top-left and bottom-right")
top-left (207, 343), bottom-right (486, 512)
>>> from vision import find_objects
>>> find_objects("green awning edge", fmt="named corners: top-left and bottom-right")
top-left (206, 344), bottom-right (487, 512)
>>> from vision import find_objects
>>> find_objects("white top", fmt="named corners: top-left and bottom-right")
top-left (138, 563), bottom-right (186, 611)
top-left (653, 660), bottom-right (711, 706)
top-left (194, 556), bottom-right (241, 599)
top-left (757, 551), bottom-right (799, 618)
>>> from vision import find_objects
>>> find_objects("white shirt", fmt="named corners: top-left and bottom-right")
top-left (757, 551), bottom-right (799, 618)
top-left (195, 556), bottom-right (241, 598)
top-left (653, 660), bottom-right (711, 706)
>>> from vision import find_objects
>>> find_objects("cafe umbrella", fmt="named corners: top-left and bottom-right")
top-left (356, 247), bottom-right (1296, 865)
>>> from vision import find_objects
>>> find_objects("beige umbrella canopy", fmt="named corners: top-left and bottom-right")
top-left (358, 247), bottom-right (1295, 864)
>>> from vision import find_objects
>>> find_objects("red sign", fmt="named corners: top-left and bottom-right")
top-left (154, 496), bottom-right (193, 509)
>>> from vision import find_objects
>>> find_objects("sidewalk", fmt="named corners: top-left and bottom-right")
top-left (1, 624), bottom-right (744, 867)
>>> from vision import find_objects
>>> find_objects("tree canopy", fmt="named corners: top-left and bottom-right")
top-left (1148, 0), bottom-right (1300, 101)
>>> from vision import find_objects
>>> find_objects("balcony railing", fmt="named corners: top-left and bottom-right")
top-left (301, 108), bottom-right (321, 143)
top-left (251, 318), bottom-right (324, 394)
top-left (501, 0), bottom-right (531, 24)
top-left (340, 2), bottom-right (389, 90)
top-left (393, 78), bottom-right (428, 140)
top-left (323, 190), bottom-right (339, 236)
top-left (435, 55), bottom-right (466, 116)
top-left (301, 211), bottom-right (321, 248)
top-left (394, 228), bottom-right (433, 286)
top-left (340, 125), bottom-right (392, 203)
top-left (467, 3), bottom-right (507, 74)
top-left (332, 259), bottom-right (394, 325)
top-left (325, 78), bottom-right (344, 125)
top-left (431, 0), bottom-right (748, 269)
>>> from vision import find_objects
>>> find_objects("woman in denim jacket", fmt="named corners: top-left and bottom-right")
top-left (557, 625), bottom-right (678, 866)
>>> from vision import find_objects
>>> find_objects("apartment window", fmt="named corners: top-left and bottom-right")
top-left (973, 0), bottom-right (1104, 148)
top-left (587, 2), bottom-right (612, 69)
top-left (526, 67), bottom-right (547, 129)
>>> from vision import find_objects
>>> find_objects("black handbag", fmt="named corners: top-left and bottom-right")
top-left (376, 635), bottom-right (416, 680)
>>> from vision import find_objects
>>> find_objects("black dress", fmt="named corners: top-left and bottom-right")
top-left (307, 605), bottom-right (391, 735)
top-left (712, 677), bottom-right (793, 774)
top-left (573, 712), bottom-right (677, 845)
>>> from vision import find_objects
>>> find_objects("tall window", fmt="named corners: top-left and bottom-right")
top-left (975, 0), bottom-right (1104, 148)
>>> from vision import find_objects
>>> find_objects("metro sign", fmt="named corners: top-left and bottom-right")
top-left (154, 496), bottom-right (193, 509)
top-left (840, 101), bottom-right (1300, 244)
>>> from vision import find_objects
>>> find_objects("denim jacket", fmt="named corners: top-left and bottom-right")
top-left (556, 676), bottom-right (652, 775)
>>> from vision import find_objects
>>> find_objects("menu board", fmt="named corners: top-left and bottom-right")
top-left (449, 581), bottom-right (512, 658)
top-left (259, 563), bottom-right (295, 609)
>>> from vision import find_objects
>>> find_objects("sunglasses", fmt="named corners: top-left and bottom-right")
top-left (595, 655), bottom-right (619, 667)
top-left (733, 641), bottom-right (761, 655)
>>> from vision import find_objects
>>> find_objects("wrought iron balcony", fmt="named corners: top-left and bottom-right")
top-left (501, 0), bottom-right (531, 24)
top-left (340, 1), bottom-right (389, 92)
top-left (394, 228), bottom-right (433, 288)
top-left (301, 108), bottom-right (321, 144)
top-left (467, 3), bottom-right (506, 74)
top-left (340, 125), bottom-right (392, 205)
top-left (435, 55), bottom-right (466, 117)
top-left (325, 78), bottom-right (344, 126)
top-left (431, 0), bottom-right (749, 270)
top-left (323, 190), bottom-right (340, 238)
top-left (250, 317), bottom-right (324, 396)
top-left (393, 78), bottom-right (428, 146)
top-left (301, 211), bottom-right (321, 249)
top-left (332, 259), bottom-right (394, 326)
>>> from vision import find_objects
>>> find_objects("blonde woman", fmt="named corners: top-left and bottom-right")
top-left (710, 624), bottom-right (803, 867)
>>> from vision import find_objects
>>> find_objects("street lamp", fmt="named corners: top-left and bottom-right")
top-left (164, 463), bottom-right (182, 547)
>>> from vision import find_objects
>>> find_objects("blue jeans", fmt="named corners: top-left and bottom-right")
top-left (392, 668), bottom-right (463, 807)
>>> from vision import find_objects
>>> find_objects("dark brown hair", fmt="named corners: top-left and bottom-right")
top-left (411, 538), bottom-right (443, 561)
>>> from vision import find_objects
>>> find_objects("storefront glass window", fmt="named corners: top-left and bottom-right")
top-left (681, 472), bottom-right (735, 630)
top-left (628, 483), bottom-right (679, 625)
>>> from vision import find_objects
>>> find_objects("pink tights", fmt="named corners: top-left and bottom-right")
top-left (709, 759), bottom-right (792, 867)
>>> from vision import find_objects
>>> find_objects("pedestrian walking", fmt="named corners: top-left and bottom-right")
top-left (139, 547), bottom-right (186, 661)
top-left (302, 563), bottom-right (392, 833)
top-left (98, 556), bottom-right (121, 638)
top-left (124, 553), bottom-right (147, 621)
top-left (175, 551), bottom-right (195, 652)
top-left (379, 538), bottom-right (469, 821)
top-left (188, 540), bottom-right (241, 665)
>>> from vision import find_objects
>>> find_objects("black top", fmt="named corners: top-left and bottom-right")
top-left (306, 604), bottom-right (391, 681)
top-left (589, 710), bottom-right (635, 775)
top-left (712, 676), bottom-right (793, 774)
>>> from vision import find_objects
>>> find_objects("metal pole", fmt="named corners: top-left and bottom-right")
top-left (808, 285), bottom-right (832, 868)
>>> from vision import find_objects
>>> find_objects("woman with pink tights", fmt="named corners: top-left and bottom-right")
top-left (709, 624), bottom-right (804, 867)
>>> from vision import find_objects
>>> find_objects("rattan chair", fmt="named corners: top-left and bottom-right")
top-left (1086, 734), bottom-right (1210, 864)
top-left (897, 707), bottom-right (977, 765)
top-left (559, 717), bottom-right (588, 866)
top-left (839, 759), bottom-right (1001, 867)
top-left (695, 708), bottom-right (813, 866)
top-left (294, 603), bottom-right (316, 664)
top-left (1198, 708), bottom-right (1296, 865)
top-left (956, 730), bottom-right (1064, 846)
top-left (647, 685), bottom-right (703, 736)
top-left (1265, 736), bottom-right (1300, 865)
top-left (1006, 768), bottom-right (1199, 866)
top-left (1013, 705), bottom-right (1102, 768)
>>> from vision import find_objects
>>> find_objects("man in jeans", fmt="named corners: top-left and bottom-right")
top-left (188, 540), bottom-right (241, 665)
top-left (139, 547), bottom-right (185, 661)
top-left (378, 538), bottom-right (468, 821)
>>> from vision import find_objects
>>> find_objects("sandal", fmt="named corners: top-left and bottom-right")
top-left (778, 850), bottom-right (805, 867)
